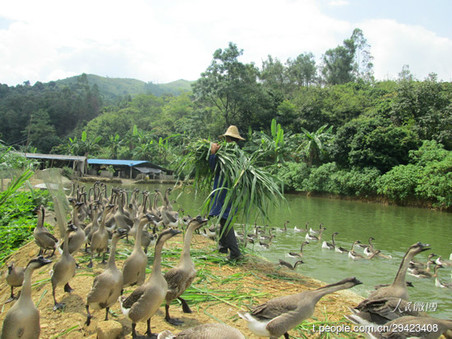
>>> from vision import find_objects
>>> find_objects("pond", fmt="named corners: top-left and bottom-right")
top-left (113, 181), bottom-right (452, 318)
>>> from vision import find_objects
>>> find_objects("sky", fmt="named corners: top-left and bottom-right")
top-left (1, 0), bottom-right (451, 86)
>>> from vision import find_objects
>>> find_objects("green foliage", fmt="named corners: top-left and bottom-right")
top-left (377, 164), bottom-right (421, 202)
top-left (0, 190), bottom-right (51, 263)
top-left (332, 167), bottom-right (380, 197)
top-left (176, 139), bottom-right (285, 225)
top-left (303, 162), bottom-right (340, 194)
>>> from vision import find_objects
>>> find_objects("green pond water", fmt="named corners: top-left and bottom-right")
top-left (120, 182), bottom-right (452, 318)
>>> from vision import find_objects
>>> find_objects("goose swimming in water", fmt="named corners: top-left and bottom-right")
top-left (434, 264), bottom-right (452, 289)
top-left (322, 232), bottom-right (338, 250)
top-left (238, 277), bottom-right (362, 339)
top-left (278, 259), bottom-right (304, 270)
top-left (288, 241), bottom-right (309, 258)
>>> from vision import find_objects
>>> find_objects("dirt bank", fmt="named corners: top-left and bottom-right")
top-left (0, 227), bottom-right (364, 339)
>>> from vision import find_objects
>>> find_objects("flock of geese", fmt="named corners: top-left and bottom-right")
top-left (1, 182), bottom-right (452, 338)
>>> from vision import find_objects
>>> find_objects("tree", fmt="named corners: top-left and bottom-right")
top-left (321, 28), bottom-right (374, 85)
top-left (298, 124), bottom-right (333, 166)
top-left (192, 42), bottom-right (273, 131)
top-left (24, 109), bottom-right (60, 153)
top-left (286, 52), bottom-right (317, 87)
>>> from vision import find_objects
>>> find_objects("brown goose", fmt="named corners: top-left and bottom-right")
top-left (158, 323), bottom-right (245, 339)
top-left (238, 277), bottom-right (362, 339)
top-left (1, 256), bottom-right (52, 339)
top-left (164, 216), bottom-right (208, 325)
top-left (120, 228), bottom-right (182, 339)
top-left (346, 296), bottom-right (427, 325)
top-left (85, 228), bottom-right (128, 326)
top-left (5, 261), bottom-right (25, 303)
top-left (88, 204), bottom-right (113, 268)
top-left (278, 259), bottom-right (304, 270)
top-left (287, 241), bottom-right (309, 258)
top-left (122, 214), bottom-right (151, 288)
top-left (368, 242), bottom-right (430, 301)
top-left (60, 223), bottom-right (85, 255)
top-left (51, 224), bottom-right (77, 310)
top-left (33, 205), bottom-right (59, 257)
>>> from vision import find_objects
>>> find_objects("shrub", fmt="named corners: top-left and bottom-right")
top-left (376, 164), bottom-right (421, 202)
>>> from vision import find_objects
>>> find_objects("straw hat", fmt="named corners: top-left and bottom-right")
top-left (220, 125), bottom-right (245, 141)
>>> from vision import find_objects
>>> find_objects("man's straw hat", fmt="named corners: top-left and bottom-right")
top-left (220, 125), bottom-right (245, 141)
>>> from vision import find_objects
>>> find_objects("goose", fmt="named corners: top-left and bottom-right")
top-left (410, 253), bottom-right (436, 270)
top-left (33, 205), bottom-right (59, 257)
top-left (309, 223), bottom-right (324, 235)
top-left (122, 214), bottom-right (152, 288)
top-left (334, 235), bottom-right (351, 254)
top-left (5, 261), bottom-right (25, 303)
top-left (1, 256), bottom-right (52, 339)
top-left (372, 315), bottom-right (452, 339)
top-left (114, 190), bottom-right (133, 236)
top-left (368, 242), bottom-right (430, 301)
top-left (359, 237), bottom-right (375, 255)
top-left (288, 241), bottom-right (309, 258)
top-left (60, 222), bottom-right (85, 255)
top-left (85, 228), bottom-right (128, 326)
top-left (408, 260), bottom-right (434, 278)
top-left (120, 228), bottom-right (182, 339)
top-left (434, 264), bottom-right (452, 289)
top-left (84, 202), bottom-right (100, 252)
top-left (158, 323), bottom-right (245, 339)
top-left (347, 241), bottom-right (366, 260)
top-left (435, 255), bottom-right (452, 267)
top-left (278, 259), bottom-right (304, 270)
top-left (322, 232), bottom-right (338, 250)
top-left (51, 223), bottom-right (77, 310)
top-left (164, 216), bottom-right (208, 325)
top-left (346, 296), bottom-right (427, 326)
top-left (277, 220), bottom-right (289, 232)
top-left (88, 204), bottom-right (113, 268)
top-left (238, 277), bottom-right (362, 339)
top-left (305, 226), bottom-right (325, 241)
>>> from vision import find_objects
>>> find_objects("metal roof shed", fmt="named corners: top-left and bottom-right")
top-left (87, 159), bottom-right (166, 179)
top-left (15, 152), bottom-right (87, 175)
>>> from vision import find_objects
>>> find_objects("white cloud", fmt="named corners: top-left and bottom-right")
top-left (362, 19), bottom-right (452, 81)
top-left (0, 0), bottom-right (451, 85)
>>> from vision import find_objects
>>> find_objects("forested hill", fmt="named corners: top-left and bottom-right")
top-left (56, 74), bottom-right (193, 102)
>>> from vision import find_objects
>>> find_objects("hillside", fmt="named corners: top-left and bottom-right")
top-left (56, 74), bottom-right (193, 103)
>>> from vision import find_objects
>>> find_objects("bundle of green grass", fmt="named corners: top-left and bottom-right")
top-left (176, 139), bottom-right (285, 227)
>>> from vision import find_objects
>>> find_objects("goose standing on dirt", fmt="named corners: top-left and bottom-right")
top-left (51, 224), bottom-right (77, 310)
top-left (122, 214), bottom-right (152, 288)
top-left (5, 261), bottom-right (25, 303)
top-left (1, 256), bottom-right (52, 339)
top-left (164, 216), bottom-right (208, 325)
top-left (88, 204), bottom-right (113, 268)
top-left (85, 228), bottom-right (128, 326)
top-left (120, 228), bottom-right (182, 339)
top-left (238, 277), bottom-right (362, 339)
top-left (33, 205), bottom-right (59, 257)
top-left (158, 323), bottom-right (245, 339)
top-left (60, 223), bottom-right (85, 255)
top-left (368, 242), bottom-right (430, 301)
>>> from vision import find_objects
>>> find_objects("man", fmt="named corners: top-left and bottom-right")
top-left (208, 125), bottom-right (244, 260)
